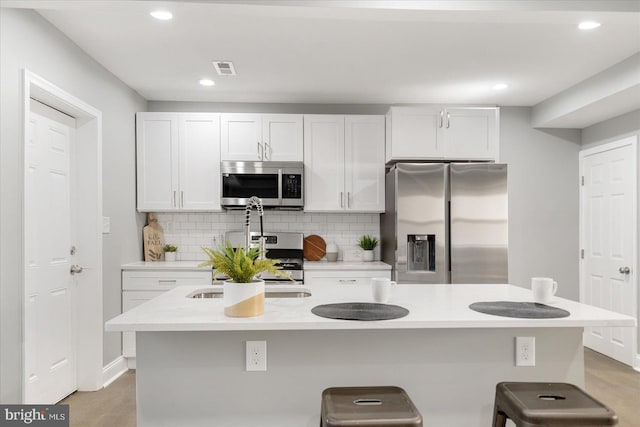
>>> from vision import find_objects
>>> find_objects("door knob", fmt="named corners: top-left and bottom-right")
top-left (619, 266), bottom-right (630, 275)
top-left (70, 265), bottom-right (84, 275)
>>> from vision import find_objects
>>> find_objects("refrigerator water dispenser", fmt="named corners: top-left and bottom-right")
top-left (407, 235), bottom-right (435, 272)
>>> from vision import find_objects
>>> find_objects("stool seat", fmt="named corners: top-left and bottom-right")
top-left (321, 386), bottom-right (422, 427)
top-left (493, 382), bottom-right (618, 427)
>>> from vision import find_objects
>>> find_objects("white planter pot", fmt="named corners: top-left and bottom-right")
top-left (164, 252), bottom-right (177, 262)
top-left (223, 280), bottom-right (265, 317)
top-left (363, 250), bottom-right (374, 262)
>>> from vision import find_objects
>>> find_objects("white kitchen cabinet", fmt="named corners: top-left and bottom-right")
top-left (220, 113), bottom-right (303, 161)
top-left (136, 112), bottom-right (221, 212)
top-left (304, 269), bottom-right (391, 286)
top-left (441, 107), bottom-right (499, 160)
top-left (386, 106), bottom-right (499, 162)
top-left (122, 268), bottom-right (212, 364)
top-left (304, 115), bottom-right (385, 212)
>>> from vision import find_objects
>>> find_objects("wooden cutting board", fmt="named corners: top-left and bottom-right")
top-left (303, 235), bottom-right (326, 261)
top-left (143, 213), bottom-right (165, 261)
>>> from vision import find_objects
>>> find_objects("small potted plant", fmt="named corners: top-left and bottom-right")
top-left (163, 244), bottom-right (178, 262)
top-left (199, 242), bottom-right (290, 317)
top-left (358, 235), bottom-right (379, 262)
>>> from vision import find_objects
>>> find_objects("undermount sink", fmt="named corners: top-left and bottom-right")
top-left (189, 287), bottom-right (312, 299)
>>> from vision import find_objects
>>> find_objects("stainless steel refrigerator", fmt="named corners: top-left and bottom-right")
top-left (380, 163), bottom-right (508, 284)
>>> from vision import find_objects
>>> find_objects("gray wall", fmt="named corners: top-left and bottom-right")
top-left (500, 107), bottom-right (581, 299)
top-left (0, 8), bottom-right (146, 402)
top-left (581, 109), bottom-right (640, 354)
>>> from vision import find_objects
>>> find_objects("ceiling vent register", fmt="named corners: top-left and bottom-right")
top-left (213, 61), bottom-right (237, 76)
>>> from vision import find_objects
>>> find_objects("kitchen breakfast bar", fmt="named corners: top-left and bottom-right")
top-left (105, 284), bottom-right (635, 427)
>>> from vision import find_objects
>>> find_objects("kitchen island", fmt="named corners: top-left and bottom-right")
top-left (106, 284), bottom-right (635, 427)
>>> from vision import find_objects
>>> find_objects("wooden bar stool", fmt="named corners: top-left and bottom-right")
top-left (492, 382), bottom-right (618, 426)
top-left (321, 386), bottom-right (423, 427)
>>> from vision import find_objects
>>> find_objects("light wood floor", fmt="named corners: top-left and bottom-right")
top-left (61, 348), bottom-right (639, 427)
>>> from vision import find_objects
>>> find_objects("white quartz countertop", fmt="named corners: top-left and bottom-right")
top-left (122, 261), bottom-right (209, 270)
top-left (123, 260), bottom-right (391, 271)
top-left (105, 284), bottom-right (635, 332)
top-left (303, 261), bottom-right (391, 270)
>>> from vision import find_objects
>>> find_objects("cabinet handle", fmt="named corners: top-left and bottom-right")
top-left (340, 192), bottom-right (344, 208)
top-left (181, 191), bottom-right (184, 207)
top-left (173, 191), bottom-right (176, 208)
top-left (347, 192), bottom-right (351, 208)
top-left (264, 142), bottom-right (271, 160)
top-left (446, 112), bottom-right (450, 129)
top-left (257, 141), bottom-right (263, 160)
top-left (439, 111), bottom-right (444, 128)
top-left (158, 280), bottom-right (177, 284)
top-left (339, 279), bottom-right (357, 283)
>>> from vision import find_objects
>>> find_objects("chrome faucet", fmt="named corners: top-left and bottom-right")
top-left (244, 196), bottom-right (265, 258)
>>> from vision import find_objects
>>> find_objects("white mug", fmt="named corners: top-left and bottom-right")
top-left (531, 277), bottom-right (558, 304)
top-left (372, 278), bottom-right (396, 303)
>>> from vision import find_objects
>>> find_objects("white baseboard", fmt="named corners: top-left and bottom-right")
top-left (102, 356), bottom-right (128, 387)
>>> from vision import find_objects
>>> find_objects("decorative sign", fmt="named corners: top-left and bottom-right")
top-left (143, 213), bottom-right (165, 261)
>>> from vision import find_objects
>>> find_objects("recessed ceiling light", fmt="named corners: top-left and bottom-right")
top-left (578, 21), bottom-right (601, 30)
top-left (199, 79), bottom-right (215, 87)
top-left (492, 83), bottom-right (509, 90)
top-left (150, 10), bottom-right (173, 20)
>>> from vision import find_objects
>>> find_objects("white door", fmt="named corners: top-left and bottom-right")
top-left (442, 107), bottom-right (499, 160)
top-left (303, 115), bottom-right (345, 211)
top-left (581, 136), bottom-right (637, 366)
top-left (220, 114), bottom-right (262, 161)
top-left (136, 112), bottom-right (178, 211)
top-left (262, 114), bottom-right (303, 161)
top-left (178, 113), bottom-right (221, 211)
top-left (25, 99), bottom-right (77, 403)
top-left (344, 115), bottom-right (385, 212)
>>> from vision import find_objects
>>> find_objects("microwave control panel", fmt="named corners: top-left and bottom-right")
top-left (283, 174), bottom-right (302, 199)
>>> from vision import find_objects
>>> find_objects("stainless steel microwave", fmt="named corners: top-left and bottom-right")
top-left (220, 161), bottom-right (304, 209)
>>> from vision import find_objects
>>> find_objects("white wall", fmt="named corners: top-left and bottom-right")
top-left (500, 107), bottom-right (582, 299)
top-left (0, 8), bottom-right (146, 402)
top-left (581, 109), bottom-right (640, 355)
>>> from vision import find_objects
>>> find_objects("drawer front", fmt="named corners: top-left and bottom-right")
top-left (122, 270), bottom-right (212, 290)
top-left (311, 278), bottom-right (373, 286)
top-left (305, 270), bottom-right (391, 286)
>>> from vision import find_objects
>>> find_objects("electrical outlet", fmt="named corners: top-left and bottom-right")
top-left (515, 336), bottom-right (535, 366)
top-left (246, 340), bottom-right (267, 371)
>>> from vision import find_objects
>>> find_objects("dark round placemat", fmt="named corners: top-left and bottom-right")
top-left (469, 301), bottom-right (570, 319)
top-left (311, 302), bottom-right (409, 321)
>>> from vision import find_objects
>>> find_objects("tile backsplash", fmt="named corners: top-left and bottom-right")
top-left (154, 212), bottom-right (380, 262)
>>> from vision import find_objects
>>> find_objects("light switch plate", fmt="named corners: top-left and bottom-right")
top-left (102, 216), bottom-right (110, 234)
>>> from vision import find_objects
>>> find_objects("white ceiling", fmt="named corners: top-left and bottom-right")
top-left (5, 1), bottom-right (640, 126)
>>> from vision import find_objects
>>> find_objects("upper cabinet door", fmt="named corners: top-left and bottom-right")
top-left (178, 114), bottom-right (221, 211)
top-left (220, 114), bottom-right (262, 161)
top-left (262, 114), bottom-right (303, 161)
top-left (387, 106), bottom-right (443, 162)
top-left (304, 115), bottom-right (345, 212)
top-left (345, 115), bottom-right (385, 212)
top-left (442, 107), bottom-right (499, 160)
top-left (136, 113), bottom-right (179, 211)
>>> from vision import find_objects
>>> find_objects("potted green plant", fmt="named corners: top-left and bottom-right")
top-left (163, 244), bottom-right (178, 262)
top-left (358, 235), bottom-right (379, 262)
top-left (199, 242), bottom-right (290, 317)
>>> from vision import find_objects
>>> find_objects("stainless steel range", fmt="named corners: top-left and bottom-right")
top-left (226, 231), bottom-right (304, 284)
